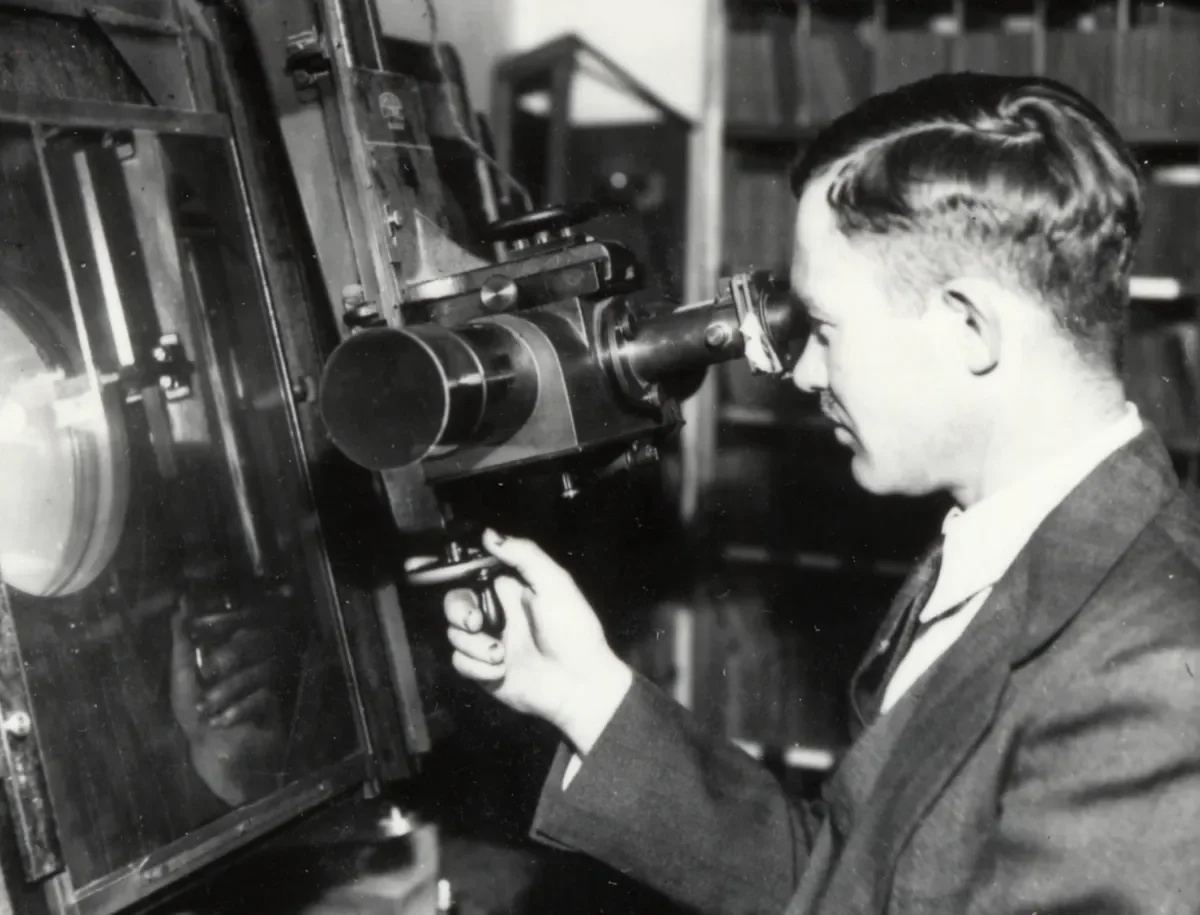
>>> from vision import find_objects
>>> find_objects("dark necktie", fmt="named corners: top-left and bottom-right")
top-left (877, 537), bottom-right (945, 704)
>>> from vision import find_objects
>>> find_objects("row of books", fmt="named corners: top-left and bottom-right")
top-left (1126, 319), bottom-right (1200, 456)
top-left (1138, 183), bottom-right (1200, 288)
top-left (722, 157), bottom-right (794, 279)
top-left (728, 22), bottom-right (1200, 131)
top-left (721, 154), bottom-right (1200, 293)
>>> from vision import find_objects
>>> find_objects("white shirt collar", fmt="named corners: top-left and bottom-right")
top-left (920, 404), bottom-right (1144, 623)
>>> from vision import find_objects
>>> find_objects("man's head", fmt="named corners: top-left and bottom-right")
top-left (788, 73), bottom-right (1143, 500)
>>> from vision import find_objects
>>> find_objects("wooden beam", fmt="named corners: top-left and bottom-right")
top-left (680, 0), bottom-right (727, 527)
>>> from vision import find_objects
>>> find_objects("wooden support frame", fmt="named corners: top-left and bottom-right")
top-left (680, 0), bottom-right (727, 530)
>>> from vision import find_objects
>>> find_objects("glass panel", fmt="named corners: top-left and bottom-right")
top-left (0, 120), bottom-right (361, 889)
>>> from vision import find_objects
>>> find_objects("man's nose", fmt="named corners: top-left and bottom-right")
top-left (790, 340), bottom-right (826, 393)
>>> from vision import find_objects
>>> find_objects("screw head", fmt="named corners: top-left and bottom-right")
top-left (3, 711), bottom-right (31, 739)
top-left (704, 322), bottom-right (733, 348)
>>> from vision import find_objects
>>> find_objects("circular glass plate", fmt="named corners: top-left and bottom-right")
top-left (0, 283), bottom-right (130, 597)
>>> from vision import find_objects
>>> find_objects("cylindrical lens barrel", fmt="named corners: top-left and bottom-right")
top-left (619, 303), bottom-right (741, 381)
top-left (319, 323), bottom-right (537, 471)
top-left (619, 295), bottom-right (798, 384)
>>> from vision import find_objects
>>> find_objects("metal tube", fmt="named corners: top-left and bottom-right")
top-left (619, 294), bottom-right (798, 383)
top-left (319, 322), bottom-right (538, 470)
top-left (621, 302), bottom-right (742, 382)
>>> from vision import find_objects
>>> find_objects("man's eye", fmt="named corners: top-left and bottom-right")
top-left (811, 323), bottom-right (832, 345)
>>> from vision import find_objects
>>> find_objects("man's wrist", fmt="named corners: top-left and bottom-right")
top-left (552, 656), bottom-right (634, 757)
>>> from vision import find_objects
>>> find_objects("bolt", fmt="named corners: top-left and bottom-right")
top-left (290, 376), bottom-right (314, 404)
top-left (342, 284), bottom-right (367, 310)
top-left (561, 472), bottom-right (580, 500)
top-left (479, 276), bottom-right (519, 312)
top-left (3, 711), bottom-right (31, 739)
top-left (626, 441), bottom-right (660, 470)
top-left (636, 442), bottom-right (660, 464)
top-left (704, 322), bottom-right (733, 349)
top-left (387, 208), bottom-right (405, 232)
top-left (616, 311), bottom-right (638, 342)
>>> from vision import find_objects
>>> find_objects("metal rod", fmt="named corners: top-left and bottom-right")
top-left (73, 150), bottom-right (136, 368)
top-left (32, 126), bottom-right (104, 400)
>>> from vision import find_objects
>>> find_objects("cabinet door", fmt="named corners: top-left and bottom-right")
top-left (0, 113), bottom-right (371, 915)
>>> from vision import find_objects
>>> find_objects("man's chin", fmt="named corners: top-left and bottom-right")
top-left (848, 453), bottom-right (891, 495)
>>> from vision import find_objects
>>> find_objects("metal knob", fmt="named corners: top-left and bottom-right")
top-left (406, 544), bottom-right (506, 636)
top-left (3, 711), bottom-right (31, 739)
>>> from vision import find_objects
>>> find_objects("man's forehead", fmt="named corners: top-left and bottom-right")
top-left (790, 175), bottom-right (843, 298)
top-left (794, 171), bottom-right (840, 242)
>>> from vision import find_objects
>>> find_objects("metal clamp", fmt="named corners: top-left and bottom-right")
top-left (727, 271), bottom-right (792, 377)
top-left (284, 29), bottom-right (332, 91)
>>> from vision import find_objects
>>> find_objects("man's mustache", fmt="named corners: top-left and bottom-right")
top-left (820, 392), bottom-right (843, 424)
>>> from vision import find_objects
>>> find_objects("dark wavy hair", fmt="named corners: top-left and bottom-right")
top-left (790, 73), bottom-right (1144, 367)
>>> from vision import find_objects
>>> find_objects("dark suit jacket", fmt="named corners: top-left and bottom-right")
top-left (529, 429), bottom-right (1200, 914)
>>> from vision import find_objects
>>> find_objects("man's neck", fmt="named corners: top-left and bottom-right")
top-left (953, 377), bottom-right (1130, 508)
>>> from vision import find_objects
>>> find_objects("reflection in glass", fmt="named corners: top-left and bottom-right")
top-left (0, 119), bottom-right (360, 891)
top-left (0, 294), bottom-right (129, 597)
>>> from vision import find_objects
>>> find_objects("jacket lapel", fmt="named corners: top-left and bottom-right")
top-left (847, 539), bottom-right (943, 737)
top-left (817, 428), bottom-right (1181, 915)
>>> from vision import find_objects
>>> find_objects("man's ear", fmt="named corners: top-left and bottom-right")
top-left (937, 277), bottom-right (1004, 376)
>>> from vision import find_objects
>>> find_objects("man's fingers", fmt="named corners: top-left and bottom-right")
top-left (482, 529), bottom-right (567, 589)
top-left (494, 575), bottom-right (534, 642)
top-left (170, 608), bottom-right (200, 709)
top-left (444, 588), bottom-right (483, 632)
top-left (199, 660), bottom-right (274, 718)
top-left (447, 626), bottom-right (505, 666)
top-left (451, 650), bottom-right (507, 683)
top-left (404, 555), bottom-right (440, 574)
top-left (199, 629), bottom-right (274, 681)
top-left (207, 688), bottom-right (275, 728)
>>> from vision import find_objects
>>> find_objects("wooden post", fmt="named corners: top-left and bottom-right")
top-left (546, 56), bottom-right (574, 206)
top-left (680, 0), bottom-right (727, 528)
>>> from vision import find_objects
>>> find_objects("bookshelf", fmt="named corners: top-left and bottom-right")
top-left (675, 0), bottom-right (1200, 772)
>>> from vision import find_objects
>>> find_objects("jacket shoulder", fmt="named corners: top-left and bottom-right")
top-left (1071, 489), bottom-right (1200, 655)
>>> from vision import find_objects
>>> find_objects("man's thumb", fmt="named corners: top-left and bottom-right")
top-left (170, 607), bottom-right (199, 709)
top-left (482, 529), bottom-right (562, 585)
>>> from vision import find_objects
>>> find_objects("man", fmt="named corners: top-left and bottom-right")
top-left (439, 73), bottom-right (1200, 913)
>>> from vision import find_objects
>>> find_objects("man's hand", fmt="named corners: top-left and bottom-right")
top-left (170, 605), bottom-right (285, 806)
top-left (430, 529), bottom-right (633, 756)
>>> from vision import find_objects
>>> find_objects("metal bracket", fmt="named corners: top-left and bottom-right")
top-left (284, 29), bottom-right (332, 91)
top-left (0, 586), bottom-right (63, 882)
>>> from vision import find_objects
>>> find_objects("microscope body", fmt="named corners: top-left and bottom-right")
top-left (320, 205), bottom-right (797, 507)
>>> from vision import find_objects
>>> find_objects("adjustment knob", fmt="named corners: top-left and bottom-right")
top-left (482, 202), bottom-right (599, 248)
top-left (407, 546), bottom-right (505, 635)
